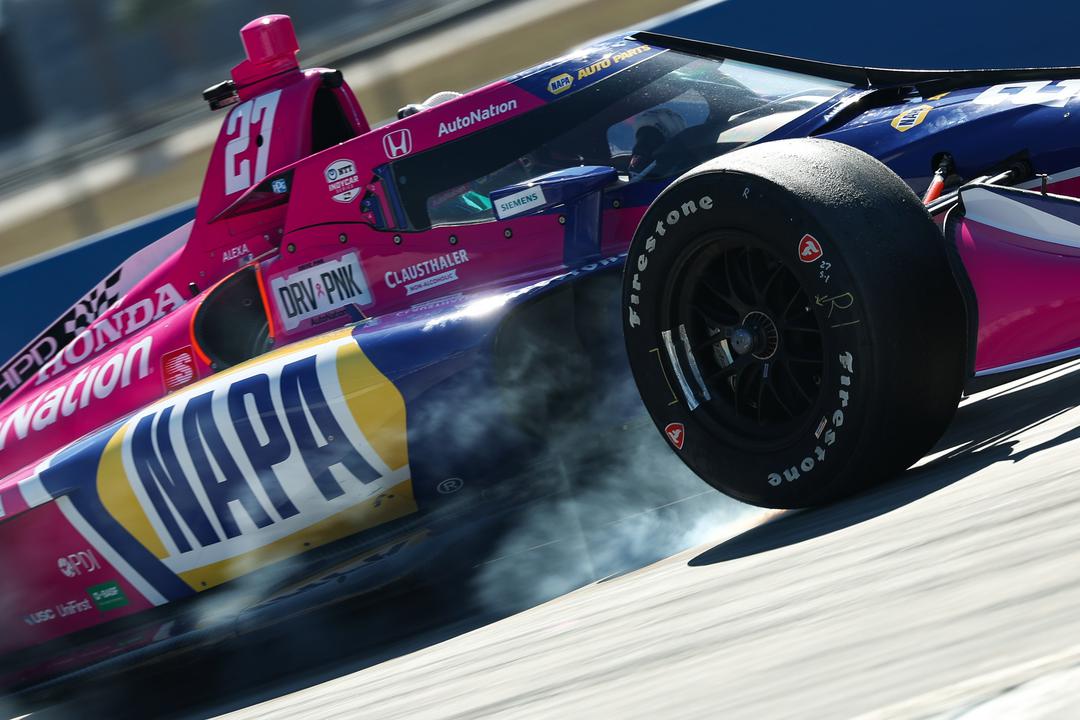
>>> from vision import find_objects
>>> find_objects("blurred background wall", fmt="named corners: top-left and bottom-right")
top-left (1, 0), bottom-right (1078, 270)
top-left (654, 0), bottom-right (1079, 70)
top-left (0, 0), bottom-right (692, 267)
top-left (0, 6), bottom-right (34, 142)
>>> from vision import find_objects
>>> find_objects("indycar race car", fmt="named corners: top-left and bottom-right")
top-left (5, 11), bottom-right (1080, 691)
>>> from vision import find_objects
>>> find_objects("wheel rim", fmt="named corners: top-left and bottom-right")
top-left (663, 230), bottom-right (825, 446)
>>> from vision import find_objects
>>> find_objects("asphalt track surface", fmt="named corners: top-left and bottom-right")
top-left (19, 359), bottom-right (1080, 719)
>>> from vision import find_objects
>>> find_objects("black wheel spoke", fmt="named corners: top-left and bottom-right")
top-left (693, 332), bottom-right (727, 353)
top-left (669, 237), bottom-right (824, 438)
top-left (744, 249), bottom-right (761, 303)
top-left (781, 361), bottom-right (813, 404)
top-left (724, 251), bottom-right (753, 307)
top-left (732, 362), bottom-right (741, 411)
top-left (698, 277), bottom-right (741, 319)
top-left (722, 252), bottom-right (741, 306)
top-left (732, 359), bottom-right (758, 411)
top-left (782, 286), bottom-right (803, 319)
top-left (760, 263), bottom-right (784, 302)
top-left (756, 369), bottom-right (767, 424)
top-left (705, 355), bottom-right (750, 384)
top-left (765, 378), bottom-right (795, 419)
top-left (787, 354), bottom-right (821, 364)
top-left (692, 304), bottom-right (729, 328)
top-left (700, 275), bottom-right (735, 302)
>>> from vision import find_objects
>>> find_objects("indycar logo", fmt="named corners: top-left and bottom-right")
top-left (547, 73), bottom-right (573, 95)
top-left (325, 159), bottom-right (361, 202)
top-left (798, 234), bottom-right (823, 263)
top-left (890, 104), bottom-right (932, 132)
top-left (382, 129), bottom-right (413, 159)
top-left (270, 252), bottom-right (374, 331)
top-left (664, 422), bottom-right (685, 450)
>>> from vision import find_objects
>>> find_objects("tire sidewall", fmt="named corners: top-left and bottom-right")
top-left (624, 170), bottom-right (876, 507)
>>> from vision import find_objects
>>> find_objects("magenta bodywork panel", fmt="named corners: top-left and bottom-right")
top-left (952, 185), bottom-right (1080, 374)
top-left (0, 500), bottom-right (154, 655)
top-left (0, 25), bottom-right (670, 665)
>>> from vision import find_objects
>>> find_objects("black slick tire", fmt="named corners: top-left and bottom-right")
top-left (623, 138), bottom-right (965, 508)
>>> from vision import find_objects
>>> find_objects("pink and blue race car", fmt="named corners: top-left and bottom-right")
top-left (4, 12), bottom-right (1080, 690)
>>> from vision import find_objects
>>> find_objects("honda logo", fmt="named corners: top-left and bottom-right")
top-left (382, 129), bottom-right (413, 159)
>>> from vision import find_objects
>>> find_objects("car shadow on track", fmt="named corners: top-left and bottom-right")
top-left (689, 361), bottom-right (1080, 566)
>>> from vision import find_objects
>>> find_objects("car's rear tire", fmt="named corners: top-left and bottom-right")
top-left (623, 138), bottom-right (966, 508)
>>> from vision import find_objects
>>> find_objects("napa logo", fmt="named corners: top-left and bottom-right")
top-left (547, 73), bottom-right (573, 95)
top-left (96, 331), bottom-right (416, 591)
top-left (891, 104), bottom-right (932, 132)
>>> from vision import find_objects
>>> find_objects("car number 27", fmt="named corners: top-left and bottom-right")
top-left (224, 89), bottom-right (281, 195)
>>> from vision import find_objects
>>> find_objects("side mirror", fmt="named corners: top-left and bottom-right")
top-left (490, 166), bottom-right (617, 267)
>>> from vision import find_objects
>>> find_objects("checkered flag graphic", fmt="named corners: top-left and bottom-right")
top-left (63, 270), bottom-right (123, 336)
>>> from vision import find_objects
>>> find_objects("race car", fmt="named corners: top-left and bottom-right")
top-left (4, 11), bottom-right (1080, 691)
